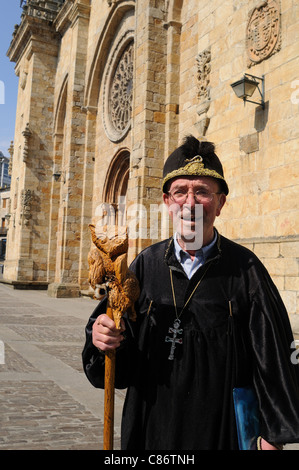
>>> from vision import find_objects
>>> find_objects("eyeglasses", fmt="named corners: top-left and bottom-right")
top-left (168, 189), bottom-right (222, 204)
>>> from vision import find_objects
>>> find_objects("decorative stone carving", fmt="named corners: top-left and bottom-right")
top-left (22, 123), bottom-right (31, 162)
top-left (195, 48), bottom-right (211, 137)
top-left (8, 141), bottom-right (14, 176)
top-left (20, 71), bottom-right (28, 90)
top-left (21, 0), bottom-right (64, 23)
top-left (109, 42), bottom-right (134, 136)
top-left (5, 197), bottom-right (12, 229)
top-left (20, 189), bottom-right (33, 225)
top-left (103, 38), bottom-right (134, 142)
top-left (107, 0), bottom-right (124, 6)
top-left (196, 48), bottom-right (211, 105)
top-left (246, 0), bottom-right (281, 67)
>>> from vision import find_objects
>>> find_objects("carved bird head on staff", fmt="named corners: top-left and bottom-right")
top-left (87, 223), bottom-right (139, 328)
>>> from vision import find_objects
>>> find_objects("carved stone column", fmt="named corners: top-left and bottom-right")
top-left (8, 141), bottom-right (14, 176)
top-left (195, 48), bottom-right (211, 137)
top-left (22, 123), bottom-right (31, 163)
top-left (20, 189), bottom-right (33, 226)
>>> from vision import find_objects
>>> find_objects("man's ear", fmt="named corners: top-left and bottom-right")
top-left (163, 192), bottom-right (170, 206)
top-left (216, 194), bottom-right (226, 217)
top-left (163, 192), bottom-right (178, 220)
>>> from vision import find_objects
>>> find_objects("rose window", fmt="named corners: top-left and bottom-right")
top-left (106, 41), bottom-right (133, 140)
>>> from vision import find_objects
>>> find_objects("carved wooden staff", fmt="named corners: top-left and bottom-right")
top-left (104, 300), bottom-right (117, 450)
top-left (87, 224), bottom-right (139, 450)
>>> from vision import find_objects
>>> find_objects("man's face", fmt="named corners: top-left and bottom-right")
top-left (163, 176), bottom-right (226, 249)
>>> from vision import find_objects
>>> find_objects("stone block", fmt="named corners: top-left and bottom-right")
top-left (259, 190), bottom-right (280, 215)
top-left (239, 132), bottom-right (259, 154)
top-left (253, 241), bottom-right (280, 259)
top-left (153, 112), bottom-right (166, 123)
top-left (281, 185), bottom-right (299, 212)
top-left (47, 283), bottom-right (81, 298)
top-left (278, 211), bottom-right (299, 237)
top-left (285, 276), bottom-right (299, 291)
top-left (281, 290), bottom-right (298, 315)
top-left (269, 163), bottom-right (299, 190)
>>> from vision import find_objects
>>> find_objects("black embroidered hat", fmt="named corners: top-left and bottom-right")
top-left (162, 135), bottom-right (229, 195)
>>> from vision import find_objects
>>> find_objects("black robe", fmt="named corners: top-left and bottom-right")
top-left (82, 233), bottom-right (299, 450)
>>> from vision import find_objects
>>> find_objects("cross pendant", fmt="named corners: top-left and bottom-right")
top-left (165, 319), bottom-right (183, 360)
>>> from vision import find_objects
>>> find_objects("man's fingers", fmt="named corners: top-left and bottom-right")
top-left (96, 314), bottom-right (116, 330)
top-left (92, 314), bottom-right (125, 351)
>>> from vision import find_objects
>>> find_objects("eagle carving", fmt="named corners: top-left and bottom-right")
top-left (88, 224), bottom-right (139, 329)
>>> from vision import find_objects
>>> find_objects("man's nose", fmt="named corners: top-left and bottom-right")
top-left (185, 191), bottom-right (196, 205)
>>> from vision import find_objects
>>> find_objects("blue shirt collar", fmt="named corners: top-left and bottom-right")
top-left (173, 230), bottom-right (217, 262)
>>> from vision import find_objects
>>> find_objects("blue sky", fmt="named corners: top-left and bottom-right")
top-left (0, 2), bottom-right (23, 156)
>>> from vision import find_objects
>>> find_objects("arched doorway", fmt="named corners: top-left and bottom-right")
top-left (103, 149), bottom-right (130, 227)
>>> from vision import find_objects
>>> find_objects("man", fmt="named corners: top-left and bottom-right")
top-left (82, 135), bottom-right (299, 450)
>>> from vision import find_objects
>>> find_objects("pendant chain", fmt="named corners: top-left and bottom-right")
top-left (166, 262), bottom-right (213, 360)
top-left (169, 262), bottom-right (212, 321)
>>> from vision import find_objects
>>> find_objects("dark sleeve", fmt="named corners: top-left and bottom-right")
top-left (249, 265), bottom-right (299, 444)
top-left (82, 297), bottom-right (138, 390)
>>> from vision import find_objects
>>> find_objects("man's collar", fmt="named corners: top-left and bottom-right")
top-left (164, 229), bottom-right (221, 273)
top-left (173, 230), bottom-right (217, 262)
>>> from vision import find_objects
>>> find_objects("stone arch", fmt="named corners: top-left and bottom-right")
top-left (103, 149), bottom-right (130, 226)
top-left (166, 0), bottom-right (183, 22)
top-left (54, 74), bottom-right (68, 134)
top-left (48, 74), bottom-right (69, 284)
top-left (103, 148), bottom-right (130, 203)
top-left (84, 1), bottom-right (135, 111)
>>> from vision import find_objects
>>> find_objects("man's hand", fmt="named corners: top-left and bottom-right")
top-left (92, 314), bottom-right (125, 352)
top-left (260, 438), bottom-right (281, 450)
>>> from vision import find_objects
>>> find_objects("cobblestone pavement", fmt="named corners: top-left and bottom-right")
top-left (0, 283), bottom-right (124, 450)
top-left (0, 282), bottom-right (298, 451)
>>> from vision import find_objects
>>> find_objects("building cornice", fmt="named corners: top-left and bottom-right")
top-left (54, 0), bottom-right (90, 35)
top-left (7, 14), bottom-right (60, 67)
top-left (53, 0), bottom-right (75, 35)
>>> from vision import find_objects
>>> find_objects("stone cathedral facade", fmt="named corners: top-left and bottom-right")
top-left (3, 0), bottom-right (299, 316)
